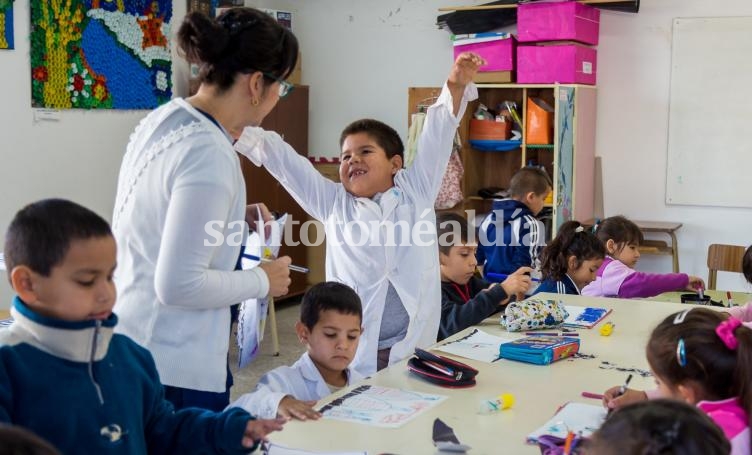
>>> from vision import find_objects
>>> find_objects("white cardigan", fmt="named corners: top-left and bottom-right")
top-left (112, 98), bottom-right (269, 392)
top-left (236, 83), bottom-right (477, 375)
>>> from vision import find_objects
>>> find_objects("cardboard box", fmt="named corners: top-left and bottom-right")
top-left (473, 71), bottom-right (513, 83)
top-left (517, 44), bottom-right (597, 85)
top-left (453, 34), bottom-right (516, 72)
top-left (517, 1), bottom-right (600, 45)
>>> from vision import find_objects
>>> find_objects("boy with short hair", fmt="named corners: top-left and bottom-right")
top-left (0, 199), bottom-right (284, 454)
top-left (476, 166), bottom-right (552, 281)
top-left (234, 53), bottom-right (484, 374)
top-left (436, 212), bottom-right (531, 341)
top-left (229, 281), bottom-right (363, 420)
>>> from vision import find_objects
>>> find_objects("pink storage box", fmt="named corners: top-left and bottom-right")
top-left (453, 35), bottom-right (516, 72)
top-left (517, 44), bottom-right (597, 85)
top-left (517, 1), bottom-right (600, 45)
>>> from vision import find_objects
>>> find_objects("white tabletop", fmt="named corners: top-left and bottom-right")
top-left (268, 294), bottom-right (695, 455)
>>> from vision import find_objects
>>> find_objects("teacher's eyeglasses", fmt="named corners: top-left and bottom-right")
top-left (263, 72), bottom-right (294, 98)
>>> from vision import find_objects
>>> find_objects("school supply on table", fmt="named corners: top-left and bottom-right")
top-left (240, 253), bottom-right (309, 273)
top-left (563, 305), bottom-right (611, 329)
top-left (599, 322), bottom-right (615, 336)
top-left (499, 335), bottom-right (580, 365)
top-left (263, 443), bottom-right (366, 455)
top-left (527, 402), bottom-right (606, 444)
top-left (525, 331), bottom-right (579, 336)
top-left (503, 298), bottom-right (569, 332)
top-left (479, 393), bottom-right (515, 413)
top-left (433, 418), bottom-right (471, 453)
top-left (318, 384), bottom-right (446, 428)
top-left (581, 391), bottom-right (604, 400)
top-left (435, 328), bottom-right (515, 363)
top-left (408, 348), bottom-right (479, 388)
top-left (727, 291), bottom-right (736, 307)
top-left (486, 272), bottom-right (542, 282)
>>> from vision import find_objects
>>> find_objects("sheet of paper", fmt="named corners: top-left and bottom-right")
top-left (527, 402), bottom-right (607, 443)
top-left (563, 305), bottom-right (611, 329)
top-left (264, 443), bottom-right (366, 455)
top-left (319, 385), bottom-right (447, 428)
top-left (434, 328), bottom-right (515, 363)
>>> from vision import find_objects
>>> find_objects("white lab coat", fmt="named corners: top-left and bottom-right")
top-left (228, 352), bottom-right (363, 419)
top-left (235, 83), bottom-right (477, 375)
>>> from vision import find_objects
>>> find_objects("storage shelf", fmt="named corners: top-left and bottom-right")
top-left (526, 144), bottom-right (554, 149)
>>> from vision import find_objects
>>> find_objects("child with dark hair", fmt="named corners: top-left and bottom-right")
top-left (437, 212), bottom-right (531, 341)
top-left (229, 282), bottom-right (363, 420)
top-left (582, 215), bottom-right (704, 298)
top-left (476, 166), bottom-right (552, 283)
top-left (534, 220), bottom-right (605, 295)
top-left (584, 399), bottom-right (730, 455)
top-left (0, 199), bottom-right (284, 454)
top-left (602, 308), bottom-right (751, 454)
top-left (726, 245), bottom-right (752, 324)
top-left (0, 425), bottom-right (60, 455)
top-left (234, 54), bottom-right (484, 374)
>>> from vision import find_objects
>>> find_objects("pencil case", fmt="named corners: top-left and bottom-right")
top-left (499, 335), bottom-right (579, 365)
top-left (408, 348), bottom-right (478, 388)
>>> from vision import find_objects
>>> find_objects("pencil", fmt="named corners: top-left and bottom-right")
top-left (241, 253), bottom-right (310, 273)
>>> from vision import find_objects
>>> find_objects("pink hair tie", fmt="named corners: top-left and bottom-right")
top-left (715, 317), bottom-right (742, 351)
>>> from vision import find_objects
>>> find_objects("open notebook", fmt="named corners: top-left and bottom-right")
top-left (527, 402), bottom-right (607, 443)
top-left (563, 305), bottom-right (611, 329)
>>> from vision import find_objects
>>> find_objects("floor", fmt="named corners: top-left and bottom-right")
top-left (228, 297), bottom-right (306, 402)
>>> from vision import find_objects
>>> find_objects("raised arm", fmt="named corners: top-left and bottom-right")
top-left (235, 126), bottom-right (340, 221)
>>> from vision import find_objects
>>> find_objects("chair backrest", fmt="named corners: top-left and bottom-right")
top-left (706, 244), bottom-right (746, 290)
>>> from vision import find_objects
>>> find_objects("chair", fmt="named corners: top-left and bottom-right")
top-left (706, 244), bottom-right (746, 290)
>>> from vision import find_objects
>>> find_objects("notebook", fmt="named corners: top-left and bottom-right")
top-left (498, 335), bottom-right (579, 365)
top-left (563, 305), bottom-right (611, 329)
top-left (527, 402), bottom-right (607, 443)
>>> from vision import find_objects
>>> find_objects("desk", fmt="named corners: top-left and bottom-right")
top-left (269, 294), bottom-right (696, 454)
top-left (651, 290), bottom-right (752, 307)
top-left (632, 220), bottom-right (682, 273)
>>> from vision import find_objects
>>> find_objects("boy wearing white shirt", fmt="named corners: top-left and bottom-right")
top-left (235, 53), bottom-right (484, 374)
top-left (229, 282), bottom-right (363, 420)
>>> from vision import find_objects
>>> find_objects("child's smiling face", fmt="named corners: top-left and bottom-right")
top-left (339, 132), bottom-right (402, 198)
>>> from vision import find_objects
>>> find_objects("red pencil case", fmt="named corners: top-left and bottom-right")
top-left (407, 348), bottom-right (478, 388)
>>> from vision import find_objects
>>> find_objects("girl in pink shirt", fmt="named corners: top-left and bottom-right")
top-left (582, 216), bottom-right (704, 298)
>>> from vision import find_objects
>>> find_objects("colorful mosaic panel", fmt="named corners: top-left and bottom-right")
top-left (0, 0), bottom-right (14, 50)
top-left (30, 0), bottom-right (172, 109)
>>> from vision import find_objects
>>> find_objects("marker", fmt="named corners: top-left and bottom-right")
top-left (563, 431), bottom-right (575, 455)
top-left (617, 373), bottom-right (633, 397)
top-left (241, 253), bottom-right (309, 273)
top-left (727, 291), bottom-right (736, 307)
top-left (486, 272), bottom-right (541, 282)
top-left (581, 391), bottom-right (604, 400)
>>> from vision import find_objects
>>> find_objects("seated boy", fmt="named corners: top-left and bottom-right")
top-left (234, 53), bottom-right (484, 374)
top-left (0, 199), bottom-right (284, 454)
top-left (437, 212), bottom-right (532, 341)
top-left (229, 282), bottom-right (363, 420)
top-left (476, 166), bottom-right (552, 282)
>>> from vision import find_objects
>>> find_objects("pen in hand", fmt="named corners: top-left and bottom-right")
top-left (617, 373), bottom-right (633, 398)
top-left (242, 253), bottom-right (309, 273)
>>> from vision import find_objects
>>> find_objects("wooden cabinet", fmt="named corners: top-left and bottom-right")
top-left (408, 83), bottom-right (596, 238)
top-left (239, 85), bottom-right (310, 298)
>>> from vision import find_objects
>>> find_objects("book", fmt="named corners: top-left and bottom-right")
top-left (527, 402), bottom-right (607, 443)
top-left (563, 305), bottom-right (612, 329)
top-left (498, 335), bottom-right (579, 365)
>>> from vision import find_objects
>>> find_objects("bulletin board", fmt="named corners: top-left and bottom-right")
top-left (666, 17), bottom-right (752, 208)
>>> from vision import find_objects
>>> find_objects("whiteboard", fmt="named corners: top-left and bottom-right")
top-left (666, 17), bottom-right (752, 208)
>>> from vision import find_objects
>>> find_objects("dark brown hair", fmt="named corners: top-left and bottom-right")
top-left (594, 215), bottom-right (644, 251)
top-left (646, 308), bottom-right (752, 447)
top-left (585, 399), bottom-right (729, 455)
top-left (509, 166), bottom-right (551, 198)
top-left (436, 212), bottom-right (472, 255)
top-left (339, 119), bottom-right (404, 160)
top-left (540, 220), bottom-right (605, 281)
top-left (177, 7), bottom-right (298, 92)
top-left (743, 244), bottom-right (752, 284)
top-left (300, 282), bottom-right (362, 330)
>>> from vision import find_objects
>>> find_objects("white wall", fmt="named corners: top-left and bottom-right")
top-left (291, 0), bottom-right (752, 292)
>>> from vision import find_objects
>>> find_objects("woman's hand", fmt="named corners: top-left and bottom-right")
top-left (259, 256), bottom-right (292, 297)
top-left (246, 202), bottom-right (274, 238)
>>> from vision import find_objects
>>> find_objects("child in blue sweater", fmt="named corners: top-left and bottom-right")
top-left (534, 220), bottom-right (605, 295)
top-left (0, 199), bottom-right (284, 454)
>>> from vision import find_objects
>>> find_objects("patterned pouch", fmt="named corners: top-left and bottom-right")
top-left (502, 298), bottom-right (569, 332)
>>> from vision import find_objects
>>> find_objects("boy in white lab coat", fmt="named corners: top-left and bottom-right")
top-left (228, 282), bottom-right (363, 420)
top-left (234, 53), bottom-right (484, 375)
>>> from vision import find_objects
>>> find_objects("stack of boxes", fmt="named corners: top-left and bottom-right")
top-left (517, 1), bottom-right (600, 85)
top-left (451, 1), bottom-right (600, 85)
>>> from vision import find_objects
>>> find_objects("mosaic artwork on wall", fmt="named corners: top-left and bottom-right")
top-left (0, 0), bottom-right (14, 49)
top-left (30, 0), bottom-right (172, 109)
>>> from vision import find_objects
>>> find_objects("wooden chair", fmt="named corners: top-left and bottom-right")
top-left (706, 244), bottom-right (746, 290)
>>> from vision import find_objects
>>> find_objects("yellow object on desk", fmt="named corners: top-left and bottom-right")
top-left (599, 322), bottom-right (615, 336)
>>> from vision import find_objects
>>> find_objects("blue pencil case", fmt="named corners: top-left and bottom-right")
top-left (499, 336), bottom-right (580, 365)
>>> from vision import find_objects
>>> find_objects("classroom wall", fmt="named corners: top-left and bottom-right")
top-left (292, 0), bottom-right (752, 292)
